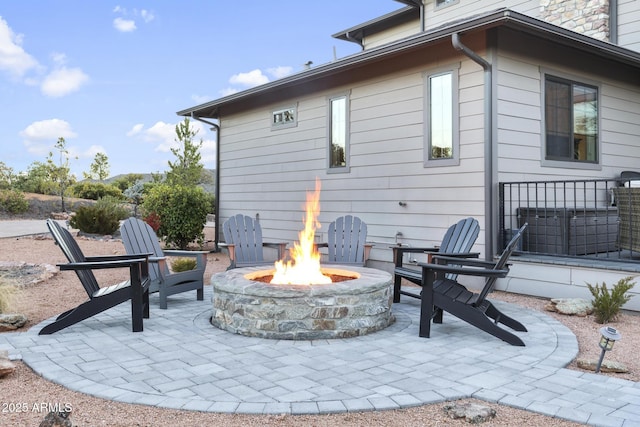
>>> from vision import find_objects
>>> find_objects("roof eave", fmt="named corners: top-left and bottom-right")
top-left (178, 8), bottom-right (640, 119)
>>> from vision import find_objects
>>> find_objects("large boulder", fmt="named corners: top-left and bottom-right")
top-left (0, 350), bottom-right (16, 378)
top-left (0, 313), bottom-right (28, 331)
top-left (545, 298), bottom-right (594, 316)
top-left (444, 401), bottom-right (496, 424)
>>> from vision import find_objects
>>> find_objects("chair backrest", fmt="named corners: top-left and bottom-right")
top-left (46, 219), bottom-right (100, 297)
top-left (120, 217), bottom-right (168, 281)
top-left (439, 217), bottom-right (480, 254)
top-left (439, 217), bottom-right (480, 280)
top-left (476, 223), bottom-right (528, 304)
top-left (327, 215), bottom-right (367, 264)
top-left (222, 214), bottom-right (265, 264)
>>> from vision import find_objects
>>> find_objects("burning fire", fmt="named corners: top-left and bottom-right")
top-left (270, 179), bottom-right (332, 285)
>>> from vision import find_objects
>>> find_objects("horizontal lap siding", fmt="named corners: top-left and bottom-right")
top-left (218, 48), bottom-right (488, 262)
top-left (424, 0), bottom-right (539, 29)
top-left (618, 0), bottom-right (640, 52)
top-left (496, 30), bottom-right (640, 184)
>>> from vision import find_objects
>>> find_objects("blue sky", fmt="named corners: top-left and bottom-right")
top-left (0, 1), bottom-right (401, 178)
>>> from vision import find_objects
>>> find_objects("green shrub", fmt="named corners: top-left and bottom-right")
top-left (587, 277), bottom-right (636, 324)
top-left (69, 196), bottom-right (131, 235)
top-left (170, 258), bottom-right (197, 272)
top-left (0, 189), bottom-right (29, 214)
top-left (94, 195), bottom-right (131, 220)
top-left (71, 182), bottom-right (123, 200)
top-left (142, 184), bottom-right (210, 249)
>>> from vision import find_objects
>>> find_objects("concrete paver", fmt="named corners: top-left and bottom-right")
top-left (1, 287), bottom-right (639, 426)
top-left (1, 220), bottom-right (639, 425)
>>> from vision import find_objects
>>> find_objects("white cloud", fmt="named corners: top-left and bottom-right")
top-left (82, 144), bottom-right (107, 159)
top-left (140, 9), bottom-right (155, 23)
top-left (191, 94), bottom-right (211, 104)
top-left (126, 123), bottom-right (144, 137)
top-left (0, 17), bottom-right (40, 79)
top-left (19, 119), bottom-right (77, 156)
top-left (267, 66), bottom-right (293, 79)
top-left (20, 119), bottom-right (77, 140)
top-left (229, 69), bottom-right (269, 87)
top-left (113, 17), bottom-right (136, 32)
top-left (41, 66), bottom-right (89, 97)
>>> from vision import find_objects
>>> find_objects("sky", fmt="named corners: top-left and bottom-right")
top-left (0, 1), bottom-right (402, 179)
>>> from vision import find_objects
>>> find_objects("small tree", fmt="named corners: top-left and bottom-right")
top-left (83, 152), bottom-right (110, 181)
top-left (123, 181), bottom-right (144, 216)
top-left (46, 137), bottom-right (76, 212)
top-left (0, 161), bottom-right (15, 190)
top-left (166, 118), bottom-right (206, 187)
top-left (142, 184), bottom-right (209, 249)
top-left (14, 161), bottom-right (52, 194)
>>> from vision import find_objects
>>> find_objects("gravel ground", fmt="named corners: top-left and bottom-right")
top-left (1, 230), bottom-right (638, 426)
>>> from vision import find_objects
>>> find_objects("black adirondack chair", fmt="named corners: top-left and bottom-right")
top-left (319, 215), bottom-right (372, 266)
top-left (40, 219), bottom-right (150, 335)
top-left (418, 224), bottom-right (528, 346)
top-left (221, 214), bottom-right (287, 269)
top-left (393, 217), bottom-right (480, 302)
top-left (120, 217), bottom-right (206, 309)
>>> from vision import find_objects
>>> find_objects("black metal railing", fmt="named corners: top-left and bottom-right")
top-left (499, 178), bottom-right (640, 264)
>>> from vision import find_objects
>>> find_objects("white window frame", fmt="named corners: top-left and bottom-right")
top-left (424, 64), bottom-right (460, 167)
top-left (327, 92), bottom-right (351, 173)
top-left (271, 104), bottom-right (297, 130)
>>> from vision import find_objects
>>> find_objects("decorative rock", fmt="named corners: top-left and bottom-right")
top-left (545, 298), bottom-right (593, 316)
top-left (577, 358), bottom-right (629, 373)
top-left (39, 410), bottom-right (73, 427)
top-left (444, 402), bottom-right (496, 424)
top-left (0, 350), bottom-right (16, 378)
top-left (0, 313), bottom-right (28, 331)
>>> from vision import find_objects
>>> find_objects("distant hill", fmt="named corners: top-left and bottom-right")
top-left (104, 169), bottom-right (216, 194)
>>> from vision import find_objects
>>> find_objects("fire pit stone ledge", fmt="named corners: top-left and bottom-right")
top-left (211, 265), bottom-right (395, 340)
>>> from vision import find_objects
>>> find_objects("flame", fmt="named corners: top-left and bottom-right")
top-left (270, 179), bottom-right (331, 285)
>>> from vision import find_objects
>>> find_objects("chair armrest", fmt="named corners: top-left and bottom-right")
top-left (430, 255), bottom-right (497, 268)
top-left (418, 260), bottom-right (509, 279)
top-left (424, 251), bottom-right (479, 259)
top-left (392, 246), bottom-right (440, 267)
top-left (264, 242), bottom-right (287, 259)
top-left (85, 253), bottom-right (152, 262)
top-left (58, 258), bottom-right (148, 271)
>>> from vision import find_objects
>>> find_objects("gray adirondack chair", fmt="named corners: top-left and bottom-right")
top-left (41, 219), bottom-right (150, 335)
top-left (221, 214), bottom-right (287, 269)
top-left (393, 217), bottom-right (480, 302)
top-left (120, 217), bottom-right (206, 309)
top-left (319, 215), bottom-right (372, 266)
top-left (419, 224), bottom-right (528, 346)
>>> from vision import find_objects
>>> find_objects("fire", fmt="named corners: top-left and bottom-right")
top-left (270, 179), bottom-right (332, 285)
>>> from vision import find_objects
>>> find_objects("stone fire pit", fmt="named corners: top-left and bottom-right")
top-left (211, 265), bottom-right (394, 340)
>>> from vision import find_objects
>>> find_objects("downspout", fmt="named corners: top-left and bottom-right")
top-left (610, 0), bottom-right (618, 44)
top-left (191, 114), bottom-right (221, 252)
top-left (345, 31), bottom-right (364, 50)
top-left (451, 32), bottom-right (494, 260)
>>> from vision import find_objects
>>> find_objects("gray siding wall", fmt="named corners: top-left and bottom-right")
top-left (618, 0), bottom-right (640, 51)
top-left (218, 45), bottom-right (487, 267)
top-left (495, 30), bottom-right (640, 183)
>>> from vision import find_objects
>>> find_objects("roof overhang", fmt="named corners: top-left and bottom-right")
top-left (178, 8), bottom-right (640, 120)
top-left (331, 6), bottom-right (419, 46)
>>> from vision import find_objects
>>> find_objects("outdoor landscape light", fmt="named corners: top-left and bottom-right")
top-left (595, 326), bottom-right (621, 373)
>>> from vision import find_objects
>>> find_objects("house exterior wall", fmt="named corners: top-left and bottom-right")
top-left (364, 19), bottom-right (421, 49)
top-left (618, 0), bottom-right (640, 51)
top-left (361, 1), bottom-right (640, 54)
top-left (494, 27), bottom-right (640, 183)
top-left (218, 39), bottom-right (490, 269)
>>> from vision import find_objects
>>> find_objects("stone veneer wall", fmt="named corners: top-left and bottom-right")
top-left (540, 0), bottom-right (610, 41)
